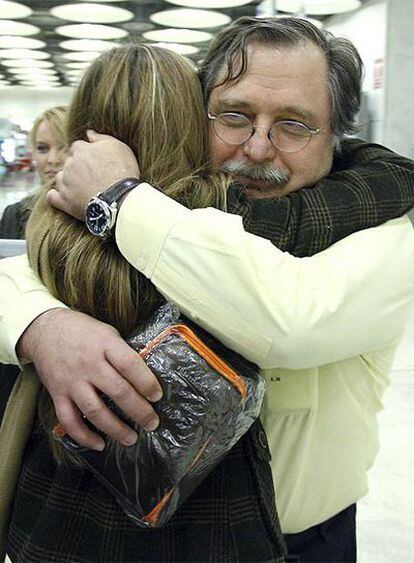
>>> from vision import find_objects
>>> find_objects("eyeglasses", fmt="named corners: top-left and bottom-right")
top-left (208, 111), bottom-right (323, 154)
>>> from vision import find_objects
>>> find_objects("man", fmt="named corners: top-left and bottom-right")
top-left (1, 17), bottom-right (414, 561)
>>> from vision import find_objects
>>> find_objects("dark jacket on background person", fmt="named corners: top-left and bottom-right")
top-left (0, 195), bottom-right (34, 240)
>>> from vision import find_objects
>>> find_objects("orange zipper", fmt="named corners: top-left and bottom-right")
top-left (139, 324), bottom-right (246, 399)
top-left (142, 435), bottom-right (213, 526)
top-left (54, 324), bottom-right (248, 528)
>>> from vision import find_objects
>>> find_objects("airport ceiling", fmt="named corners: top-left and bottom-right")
top-left (0, 0), bottom-right (367, 88)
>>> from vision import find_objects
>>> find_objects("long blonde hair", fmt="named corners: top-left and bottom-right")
top-left (27, 45), bottom-right (228, 337)
top-left (30, 105), bottom-right (68, 150)
top-left (26, 45), bottom-right (229, 456)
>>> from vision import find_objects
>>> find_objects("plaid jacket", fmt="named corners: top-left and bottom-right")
top-left (6, 140), bottom-right (414, 562)
top-left (228, 138), bottom-right (414, 257)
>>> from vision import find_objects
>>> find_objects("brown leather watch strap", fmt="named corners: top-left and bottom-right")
top-left (100, 177), bottom-right (143, 205)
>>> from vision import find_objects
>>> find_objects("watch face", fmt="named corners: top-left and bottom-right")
top-left (86, 200), bottom-right (110, 236)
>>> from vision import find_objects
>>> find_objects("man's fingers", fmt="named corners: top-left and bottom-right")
top-left (55, 169), bottom-right (64, 189)
top-left (86, 129), bottom-right (107, 142)
top-left (54, 397), bottom-right (106, 451)
top-left (70, 139), bottom-right (88, 154)
top-left (96, 365), bottom-right (160, 434)
top-left (73, 384), bottom-right (143, 447)
top-left (105, 345), bottom-right (163, 403)
top-left (50, 167), bottom-right (86, 220)
top-left (47, 187), bottom-right (66, 211)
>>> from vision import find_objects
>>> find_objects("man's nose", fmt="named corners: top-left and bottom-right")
top-left (242, 128), bottom-right (276, 163)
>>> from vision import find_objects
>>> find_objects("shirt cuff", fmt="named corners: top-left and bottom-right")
top-left (115, 182), bottom-right (189, 277)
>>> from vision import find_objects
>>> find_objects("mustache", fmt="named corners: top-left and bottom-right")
top-left (220, 160), bottom-right (289, 185)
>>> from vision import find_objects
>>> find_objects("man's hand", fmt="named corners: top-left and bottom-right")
top-left (48, 130), bottom-right (140, 220)
top-left (18, 308), bottom-right (163, 451)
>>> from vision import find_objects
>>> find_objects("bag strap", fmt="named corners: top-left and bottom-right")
top-left (0, 366), bottom-right (41, 560)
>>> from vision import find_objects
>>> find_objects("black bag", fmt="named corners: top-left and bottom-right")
top-left (54, 303), bottom-right (265, 528)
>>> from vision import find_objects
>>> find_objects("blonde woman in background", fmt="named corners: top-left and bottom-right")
top-left (0, 105), bottom-right (67, 239)
top-left (0, 106), bottom-right (68, 442)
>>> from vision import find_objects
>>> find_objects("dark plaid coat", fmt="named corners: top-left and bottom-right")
top-left (229, 139), bottom-right (414, 257)
top-left (6, 139), bottom-right (414, 562)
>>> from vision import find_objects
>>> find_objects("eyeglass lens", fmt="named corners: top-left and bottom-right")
top-left (212, 114), bottom-right (313, 153)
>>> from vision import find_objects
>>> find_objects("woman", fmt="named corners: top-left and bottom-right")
top-left (0, 105), bottom-right (67, 240)
top-left (0, 106), bottom-right (67, 429)
top-left (6, 45), bottom-right (284, 563)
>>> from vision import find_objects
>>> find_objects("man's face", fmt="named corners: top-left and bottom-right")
top-left (208, 42), bottom-right (335, 199)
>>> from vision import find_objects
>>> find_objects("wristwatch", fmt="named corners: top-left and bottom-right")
top-left (85, 177), bottom-right (142, 238)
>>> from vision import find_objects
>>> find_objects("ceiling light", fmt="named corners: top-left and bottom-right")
top-left (2, 59), bottom-right (54, 68)
top-left (122, 21), bottom-right (154, 33)
top-left (17, 76), bottom-right (61, 83)
top-left (19, 76), bottom-right (60, 82)
top-left (64, 61), bottom-right (91, 69)
top-left (59, 38), bottom-right (118, 51)
top-left (13, 69), bottom-right (59, 76)
top-left (143, 28), bottom-right (212, 44)
top-left (50, 3), bottom-right (134, 24)
top-left (150, 42), bottom-right (200, 55)
top-left (55, 23), bottom-right (128, 40)
top-left (24, 81), bottom-right (61, 86)
top-left (0, 1), bottom-right (32, 19)
top-left (21, 84), bottom-right (61, 89)
top-left (276, 0), bottom-right (361, 15)
top-left (0, 48), bottom-right (50, 59)
top-left (0, 81), bottom-right (11, 86)
top-left (62, 51), bottom-right (101, 61)
top-left (0, 20), bottom-right (39, 35)
top-left (8, 68), bottom-right (57, 75)
top-left (150, 8), bottom-right (231, 28)
top-left (75, 0), bottom-right (128, 2)
top-left (0, 36), bottom-right (45, 49)
top-left (14, 72), bottom-right (58, 78)
top-left (166, 0), bottom-right (252, 7)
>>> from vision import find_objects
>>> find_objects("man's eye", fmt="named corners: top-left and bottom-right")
top-left (277, 121), bottom-right (309, 137)
top-left (220, 114), bottom-right (249, 128)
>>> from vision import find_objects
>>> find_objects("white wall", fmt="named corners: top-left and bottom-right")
top-left (0, 86), bottom-right (73, 129)
top-left (325, 0), bottom-right (387, 144)
top-left (383, 0), bottom-right (414, 159)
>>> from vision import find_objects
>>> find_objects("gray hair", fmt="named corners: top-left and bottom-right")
top-left (199, 16), bottom-right (363, 139)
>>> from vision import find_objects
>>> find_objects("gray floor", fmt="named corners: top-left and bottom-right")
top-left (1, 178), bottom-right (413, 562)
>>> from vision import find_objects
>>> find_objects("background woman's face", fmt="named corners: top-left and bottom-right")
top-left (33, 119), bottom-right (65, 182)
